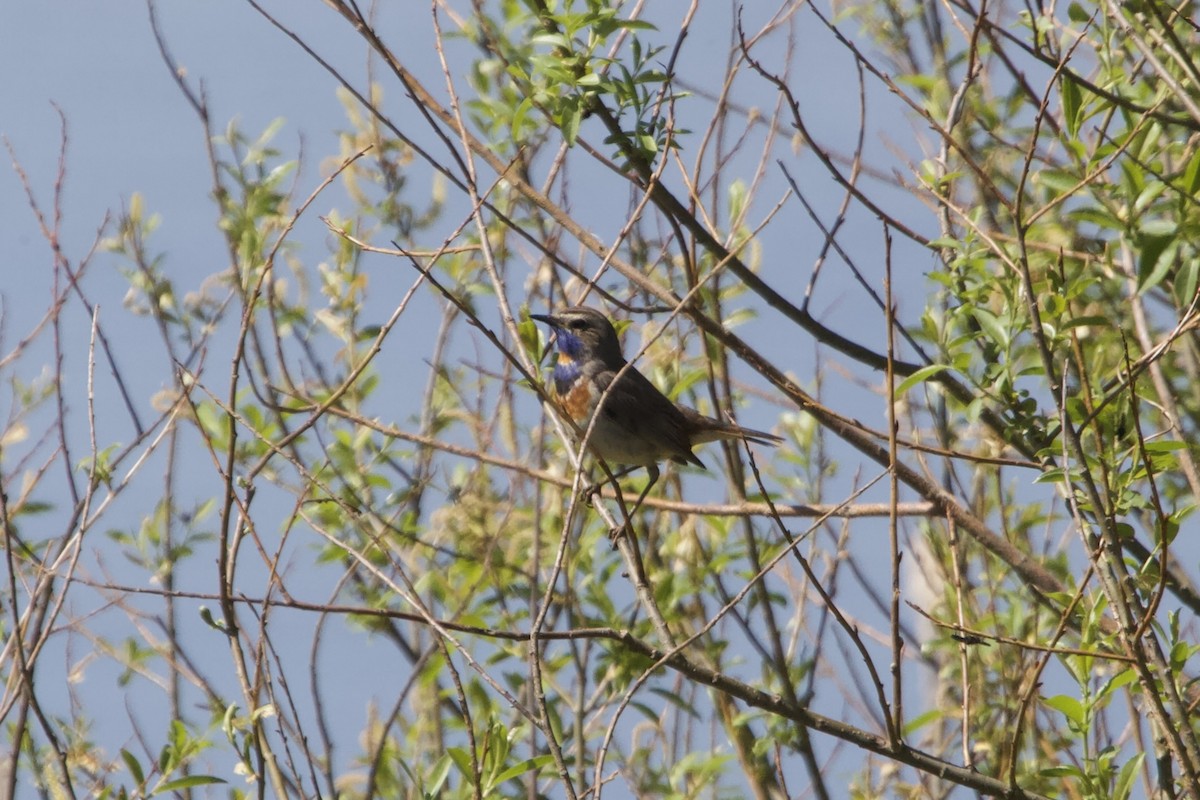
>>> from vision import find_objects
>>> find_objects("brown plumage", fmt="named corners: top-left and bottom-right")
top-left (532, 306), bottom-right (782, 513)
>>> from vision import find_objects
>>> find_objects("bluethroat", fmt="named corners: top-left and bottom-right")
top-left (532, 306), bottom-right (782, 514)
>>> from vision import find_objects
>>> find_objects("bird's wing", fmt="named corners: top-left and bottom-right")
top-left (592, 367), bottom-right (707, 469)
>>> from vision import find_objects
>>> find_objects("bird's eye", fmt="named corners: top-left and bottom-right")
top-left (568, 319), bottom-right (586, 330)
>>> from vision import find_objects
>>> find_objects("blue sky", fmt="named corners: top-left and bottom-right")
top-left (0, 2), bottom-right (990, 796)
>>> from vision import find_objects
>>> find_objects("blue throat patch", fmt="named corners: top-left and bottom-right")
top-left (553, 328), bottom-right (585, 359)
top-left (550, 327), bottom-right (586, 394)
top-left (552, 358), bottom-right (581, 395)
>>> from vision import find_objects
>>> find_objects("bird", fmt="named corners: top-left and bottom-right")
top-left (531, 306), bottom-right (783, 516)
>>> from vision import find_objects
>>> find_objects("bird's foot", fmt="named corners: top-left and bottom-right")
top-left (583, 480), bottom-right (604, 507)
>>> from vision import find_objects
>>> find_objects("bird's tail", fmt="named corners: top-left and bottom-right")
top-left (712, 424), bottom-right (784, 447)
top-left (680, 406), bottom-right (784, 447)
top-left (737, 426), bottom-right (785, 447)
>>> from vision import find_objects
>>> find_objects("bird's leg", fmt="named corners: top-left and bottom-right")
top-left (629, 463), bottom-right (659, 518)
top-left (609, 464), bottom-right (659, 542)
top-left (585, 464), bottom-right (639, 505)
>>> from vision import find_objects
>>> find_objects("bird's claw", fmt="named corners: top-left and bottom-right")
top-left (583, 481), bottom-right (603, 507)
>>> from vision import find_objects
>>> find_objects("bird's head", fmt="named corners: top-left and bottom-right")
top-left (530, 306), bottom-right (624, 365)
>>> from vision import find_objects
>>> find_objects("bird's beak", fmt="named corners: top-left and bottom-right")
top-left (530, 313), bottom-right (559, 361)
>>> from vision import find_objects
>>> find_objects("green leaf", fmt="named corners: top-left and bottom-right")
top-left (120, 749), bottom-right (145, 786)
top-left (728, 179), bottom-right (748, 222)
top-left (1040, 764), bottom-right (1085, 778)
top-left (153, 776), bottom-right (227, 793)
top-left (158, 739), bottom-right (172, 774)
top-left (447, 746), bottom-right (474, 777)
top-left (1068, 206), bottom-right (1122, 231)
top-left (1170, 640), bottom-right (1191, 670)
top-left (1061, 75), bottom-right (1082, 138)
top-left (894, 364), bottom-right (949, 397)
top-left (561, 100), bottom-right (583, 145)
top-left (1114, 753), bottom-right (1146, 800)
top-left (1142, 440), bottom-right (1187, 453)
top-left (1176, 256), bottom-right (1200, 305)
top-left (530, 32), bottom-right (569, 49)
top-left (512, 96), bottom-right (534, 141)
top-left (1043, 694), bottom-right (1085, 726)
top-left (1034, 467), bottom-right (1067, 484)
top-left (1100, 667), bottom-right (1139, 698)
top-left (1183, 148), bottom-right (1200, 195)
top-left (198, 605), bottom-right (229, 634)
top-left (970, 307), bottom-right (1008, 349)
top-left (490, 754), bottom-right (556, 786)
top-left (902, 708), bottom-right (943, 735)
top-left (1134, 182), bottom-right (1168, 214)
top-left (1036, 169), bottom-right (1081, 196)
top-left (251, 117), bottom-right (286, 154)
top-left (221, 703), bottom-right (239, 740)
top-left (1137, 228), bottom-right (1178, 294)
top-left (1062, 315), bottom-right (1109, 330)
top-left (426, 753), bottom-right (453, 797)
